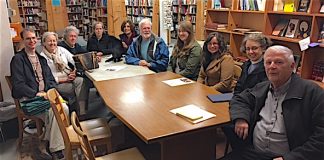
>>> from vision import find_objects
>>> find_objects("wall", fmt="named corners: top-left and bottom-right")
top-left (1, 0), bottom-right (15, 102)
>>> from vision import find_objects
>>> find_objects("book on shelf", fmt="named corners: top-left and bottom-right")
top-left (232, 28), bottom-right (252, 34)
top-left (319, 23), bottom-right (324, 41)
top-left (283, 0), bottom-right (295, 12)
top-left (205, 22), bottom-right (228, 30)
top-left (297, 0), bottom-right (310, 12)
top-left (285, 19), bottom-right (299, 38)
top-left (273, 0), bottom-right (285, 11)
top-left (170, 104), bottom-right (216, 124)
top-left (272, 19), bottom-right (289, 36)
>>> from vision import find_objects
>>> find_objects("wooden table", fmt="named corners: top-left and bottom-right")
top-left (85, 56), bottom-right (155, 81)
top-left (94, 72), bottom-right (230, 160)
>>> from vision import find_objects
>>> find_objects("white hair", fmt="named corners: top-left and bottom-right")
top-left (41, 32), bottom-right (58, 45)
top-left (63, 25), bottom-right (79, 40)
top-left (139, 18), bottom-right (152, 30)
top-left (265, 45), bottom-right (295, 64)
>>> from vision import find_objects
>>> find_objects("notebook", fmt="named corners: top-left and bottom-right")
top-left (170, 104), bottom-right (216, 124)
top-left (207, 93), bottom-right (233, 103)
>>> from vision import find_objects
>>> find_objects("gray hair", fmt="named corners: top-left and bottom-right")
top-left (240, 33), bottom-right (272, 54)
top-left (264, 45), bottom-right (295, 64)
top-left (41, 32), bottom-right (58, 45)
top-left (92, 21), bottom-right (104, 30)
top-left (139, 18), bottom-right (152, 30)
top-left (63, 26), bottom-right (79, 40)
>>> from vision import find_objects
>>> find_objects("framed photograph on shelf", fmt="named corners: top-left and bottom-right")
top-left (297, 0), bottom-right (310, 12)
top-left (285, 19), bottom-right (299, 38)
top-left (297, 20), bottom-right (311, 39)
top-left (320, 3), bottom-right (324, 13)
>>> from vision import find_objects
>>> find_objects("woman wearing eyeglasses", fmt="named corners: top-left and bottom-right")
top-left (40, 32), bottom-right (89, 116)
top-left (168, 21), bottom-right (202, 80)
top-left (234, 33), bottom-right (272, 95)
top-left (223, 33), bottom-right (272, 152)
top-left (197, 32), bottom-right (235, 93)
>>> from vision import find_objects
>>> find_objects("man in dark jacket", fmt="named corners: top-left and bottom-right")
top-left (10, 28), bottom-right (66, 159)
top-left (125, 18), bottom-right (169, 72)
top-left (224, 45), bottom-right (324, 160)
top-left (87, 22), bottom-right (122, 56)
top-left (11, 30), bottom-right (56, 99)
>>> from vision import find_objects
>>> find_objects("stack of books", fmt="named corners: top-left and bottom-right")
top-left (311, 61), bottom-right (324, 82)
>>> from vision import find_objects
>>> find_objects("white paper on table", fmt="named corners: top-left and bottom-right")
top-left (299, 37), bottom-right (310, 51)
top-left (162, 78), bottom-right (195, 87)
top-left (170, 104), bottom-right (216, 124)
top-left (105, 66), bottom-right (127, 72)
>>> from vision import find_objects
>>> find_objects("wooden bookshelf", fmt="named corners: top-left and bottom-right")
top-left (17, 0), bottom-right (47, 38)
top-left (66, 0), bottom-right (85, 36)
top-left (171, 0), bottom-right (205, 40)
top-left (205, 0), bottom-right (324, 88)
top-left (125, 0), bottom-right (159, 34)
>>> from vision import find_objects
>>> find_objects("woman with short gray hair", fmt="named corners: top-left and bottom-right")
top-left (58, 25), bottom-right (87, 55)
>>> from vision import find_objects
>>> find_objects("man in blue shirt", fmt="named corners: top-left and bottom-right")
top-left (125, 18), bottom-right (169, 72)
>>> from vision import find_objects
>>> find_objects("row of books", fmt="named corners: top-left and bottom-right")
top-left (205, 22), bottom-right (228, 30)
top-left (18, 0), bottom-right (40, 7)
top-left (126, 7), bottom-right (153, 16)
top-left (210, 0), bottom-right (232, 9)
top-left (66, 0), bottom-right (82, 5)
top-left (240, 0), bottom-right (266, 11)
top-left (312, 61), bottom-right (324, 82)
top-left (173, 5), bottom-right (197, 14)
top-left (173, 0), bottom-right (197, 5)
top-left (273, 0), bottom-right (310, 12)
top-left (125, 0), bottom-right (153, 7)
top-left (272, 19), bottom-right (311, 39)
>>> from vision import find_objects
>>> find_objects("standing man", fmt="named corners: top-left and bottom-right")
top-left (58, 25), bottom-right (87, 55)
top-left (125, 18), bottom-right (169, 72)
top-left (225, 45), bottom-right (324, 160)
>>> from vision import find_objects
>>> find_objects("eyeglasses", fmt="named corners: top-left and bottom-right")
top-left (208, 42), bottom-right (219, 46)
top-left (24, 37), bottom-right (37, 41)
top-left (245, 46), bottom-right (260, 52)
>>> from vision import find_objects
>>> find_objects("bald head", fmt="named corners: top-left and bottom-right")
top-left (264, 45), bottom-right (295, 88)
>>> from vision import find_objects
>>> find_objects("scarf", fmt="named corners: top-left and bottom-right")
top-left (43, 47), bottom-right (66, 72)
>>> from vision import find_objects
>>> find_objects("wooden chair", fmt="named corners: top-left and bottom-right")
top-left (71, 111), bottom-right (145, 160)
top-left (47, 88), bottom-right (112, 160)
top-left (5, 76), bottom-right (45, 149)
top-left (233, 64), bottom-right (242, 80)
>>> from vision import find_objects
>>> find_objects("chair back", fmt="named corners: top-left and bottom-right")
top-left (47, 88), bottom-right (72, 150)
top-left (5, 76), bottom-right (26, 118)
top-left (71, 112), bottom-right (96, 160)
top-left (5, 75), bottom-right (45, 147)
top-left (233, 65), bottom-right (242, 80)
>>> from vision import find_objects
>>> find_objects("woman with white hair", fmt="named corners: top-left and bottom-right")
top-left (40, 32), bottom-right (89, 115)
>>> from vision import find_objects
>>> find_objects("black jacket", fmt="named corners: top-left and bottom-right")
top-left (233, 60), bottom-right (268, 95)
top-left (58, 41), bottom-right (87, 55)
top-left (230, 74), bottom-right (324, 160)
top-left (10, 49), bottom-right (56, 99)
top-left (87, 33), bottom-right (122, 55)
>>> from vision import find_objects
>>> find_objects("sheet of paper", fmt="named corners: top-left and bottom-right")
top-left (299, 37), bottom-right (310, 51)
top-left (162, 78), bottom-right (195, 87)
top-left (170, 104), bottom-right (216, 124)
top-left (105, 66), bottom-right (127, 72)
